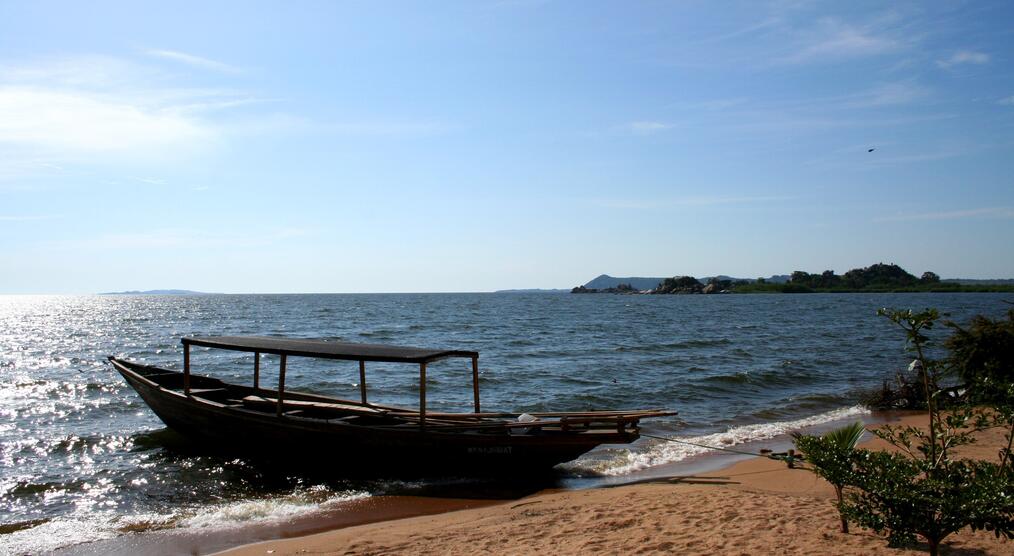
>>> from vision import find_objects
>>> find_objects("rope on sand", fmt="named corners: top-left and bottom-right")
top-left (639, 432), bottom-right (805, 468)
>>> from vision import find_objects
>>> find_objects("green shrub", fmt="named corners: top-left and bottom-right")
top-left (842, 451), bottom-right (1014, 554)
top-left (797, 307), bottom-right (1014, 555)
top-left (793, 421), bottom-right (865, 532)
top-left (847, 308), bottom-right (1014, 555)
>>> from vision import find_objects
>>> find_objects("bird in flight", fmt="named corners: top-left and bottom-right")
top-left (868, 148), bottom-right (876, 152)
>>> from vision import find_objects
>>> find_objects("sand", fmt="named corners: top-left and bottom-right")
top-left (218, 413), bottom-right (1012, 555)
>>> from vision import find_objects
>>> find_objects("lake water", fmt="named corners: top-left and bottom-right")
top-left (1, 292), bottom-right (1009, 554)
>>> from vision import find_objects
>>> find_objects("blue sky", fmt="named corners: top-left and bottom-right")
top-left (1, 1), bottom-right (1012, 293)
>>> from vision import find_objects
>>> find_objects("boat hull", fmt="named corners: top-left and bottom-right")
top-left (112, 358), bottom-right (625, 476)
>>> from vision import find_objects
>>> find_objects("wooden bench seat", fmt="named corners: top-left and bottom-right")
top-left (241, 395), bottom-right (389, 417)
top-left (188, 388), bottom-right (228, 396)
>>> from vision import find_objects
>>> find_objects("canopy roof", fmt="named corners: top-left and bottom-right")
top-left (182, 336), bottom-right (478, 364)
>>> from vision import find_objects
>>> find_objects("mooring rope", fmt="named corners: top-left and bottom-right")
top-left (639, 432), bottom-right (804, 467)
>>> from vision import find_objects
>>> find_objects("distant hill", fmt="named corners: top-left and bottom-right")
top-left (100, 289), bottom-right (209, 295)
top-left (575, 264), bottom-right (1014, 295)
top-left (583, 275), bottom-right (667, 291)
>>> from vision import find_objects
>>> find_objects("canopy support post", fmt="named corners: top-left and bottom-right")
top-left (471, 356), bottom-right (480, 414)
top-left (253, 351), bottom-right (260, 390)
top-left (183, 342), bottom-right (191, 396)
top-left (359, 360), bottom-right (367, 404)
top-left (276, 354), bottom-right (287, 417)
top-left (419, 362), bottom-right (427, 428)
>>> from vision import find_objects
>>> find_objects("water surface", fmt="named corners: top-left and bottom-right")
top-left (1, 292), bottom-right (1008, 554)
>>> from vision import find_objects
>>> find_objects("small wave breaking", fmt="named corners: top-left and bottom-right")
top-left (562, 405), bottom-right (870, 477)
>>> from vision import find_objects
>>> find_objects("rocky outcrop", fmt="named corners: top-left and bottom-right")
top-left (570, 283), bottom-right (639, 294)
top-left (652, 276), bottom-right (703, 294)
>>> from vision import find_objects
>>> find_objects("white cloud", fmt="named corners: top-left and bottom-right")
top-left (998, 96), bottom-right (1014, 106)
top-left (145, 49), bottom-right (242, 74)
top-left (0, 87), bottom-right (213, 153)
top-left (0, 55), bottom-right (257, 163)
top-left (937, 50), bottom-right (989, 68)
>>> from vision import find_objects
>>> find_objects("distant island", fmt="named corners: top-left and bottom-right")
top-left (572, 264), bottom-right (1014, 294)
top-left (99, 289), bottom-right (210, 295)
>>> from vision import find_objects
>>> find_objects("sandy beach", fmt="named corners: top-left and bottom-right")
top-left (216, 412), bottom-right (1011, 555)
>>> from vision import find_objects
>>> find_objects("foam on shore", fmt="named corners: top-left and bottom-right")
top-left (563, 405), bottom-right (870, 476)
top-left (2, 489), bottom-right (370, 554)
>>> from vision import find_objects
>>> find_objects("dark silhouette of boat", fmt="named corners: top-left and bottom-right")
top-left (110, 336), bottom-right (675, 475)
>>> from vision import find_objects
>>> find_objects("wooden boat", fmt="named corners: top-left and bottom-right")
top-left (110, 336), bottom-right (675, 475)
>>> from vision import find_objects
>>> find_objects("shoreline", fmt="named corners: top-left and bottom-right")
top-left (56, 407), bottom-right (873, 555)
top-left (57, 496), bottom-right (503, 556)
top-left (213, 411), bottom-right (1010, 556)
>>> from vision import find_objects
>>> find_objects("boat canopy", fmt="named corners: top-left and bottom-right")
top-left (183, 336), bottom-right (478, 364)
top-left (181, 335), bottom-right (483, 419)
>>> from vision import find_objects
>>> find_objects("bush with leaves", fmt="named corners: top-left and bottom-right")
top-left (842, 448), bottom-right (1014, 554)
top-left (946, 308), bottom-right (1014, 467)
top-left (838, 308), bottom-right (1014, 555)
top-left (796, 307), bottom-right (1014, 555)
top-left (946, 308), bottom-right (1014, 406)
top-left (792, 421), bottom-right (865, 533)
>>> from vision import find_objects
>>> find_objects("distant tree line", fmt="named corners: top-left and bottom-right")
top-left (787, 263), bottom-right (940, 290)
top-left (571, 283), bottom-right (637, 294)
top-left (572, 263), bottom-right (1013, 295)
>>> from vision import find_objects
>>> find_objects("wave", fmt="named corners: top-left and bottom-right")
top-left (697, 366), bottom-right (820, 387)
top-left (614, 338), bottom-right (733, 353)
top-left (561, 405), bottom-right (870, 477)
top-left (0, 488), bottom-right (371, 554)
top-left (180, 489), bottom-right (369, 529)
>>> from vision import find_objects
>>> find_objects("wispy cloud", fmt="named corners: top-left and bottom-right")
top-left (0, 54), bottom-right (149, 89)
top-left (133, 176), bottom-right (167, 185)
top-left (667, 98), bottom-right (748, 111)
top-left (998, 96), bottom-right (1014, 106)
top-left (936, 50), bottom-right (989, 68)
top-left (852, 82), bottom-right (928, 107)
top-left (622, 121), bottom-right (673, 135)
top-left (0, 56), bottom-right (255, 163)
top-left (778, 18), bottom-right (899, 64)
top-left (0, 214), bottom-right (60, 221)
top-left (221, 111), bottom-right (459, 138)
top-left (591, 195), bottom-right (792, 210)
top-left (0, 87), bottom-right (214, 153)
top-left (328, 121), bottom-right (460, 136)
top-left (877, 207), bottom-right (1014, 222)
top-left (697, 17), bottom-right (783, 45)
top-left (725, 112), bottom-right (955, 134)
top-left (0, 156), bottom-right (65, 183)
top-left (52, 227), bottom-right (314, 251)
top-left (145, 49), bottom-right (242, 74)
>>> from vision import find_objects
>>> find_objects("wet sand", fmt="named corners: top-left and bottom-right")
top-left (216, 412), bottom-right (1011, 555)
